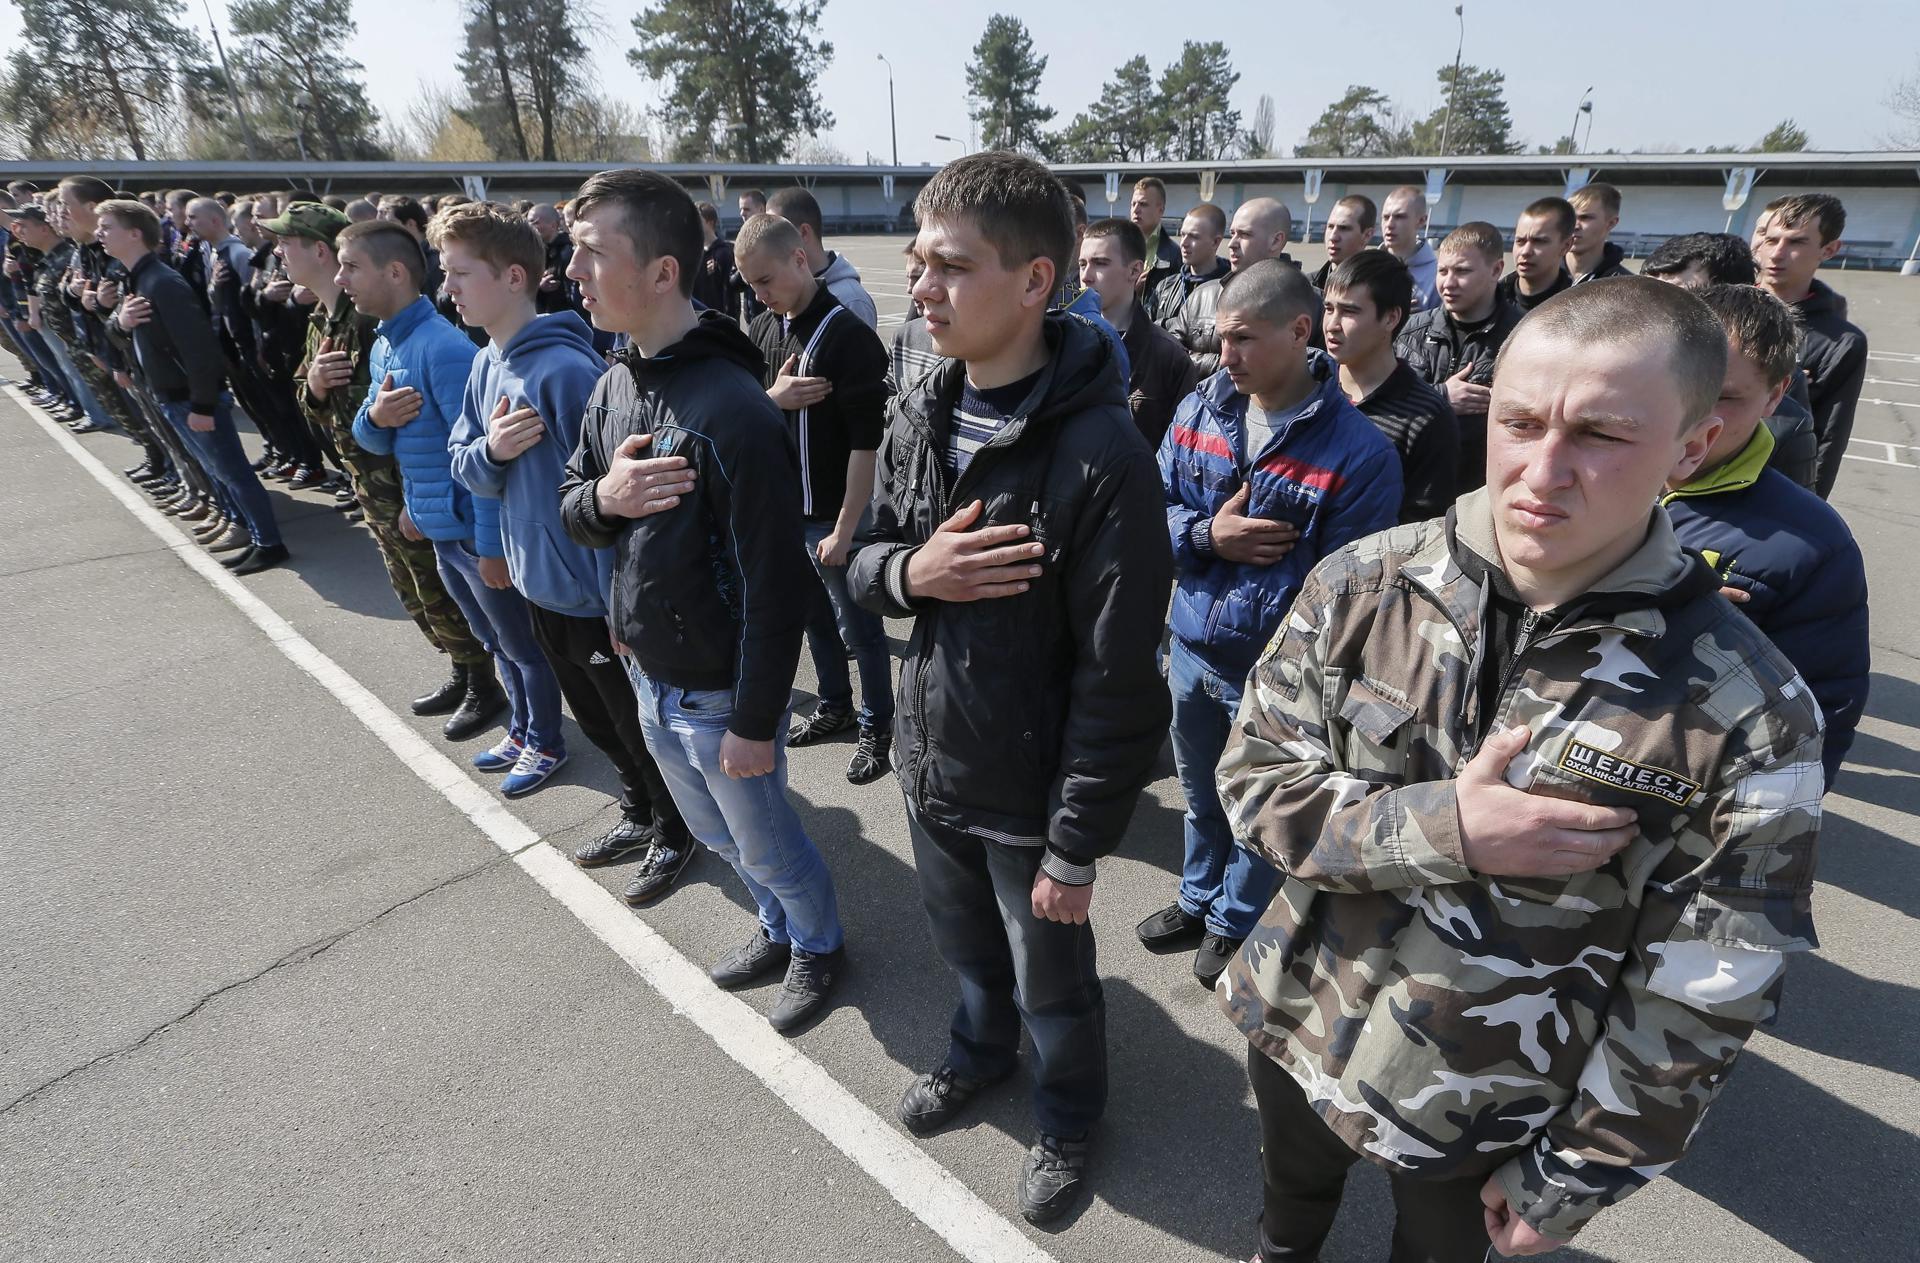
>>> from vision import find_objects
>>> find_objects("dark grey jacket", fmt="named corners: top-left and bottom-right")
top-left (126, 250), bottom-right (226, 412)
top-left (558, 313), bottom-right (811, 743)
top-left (849, 314), bottom-right (1172, 878)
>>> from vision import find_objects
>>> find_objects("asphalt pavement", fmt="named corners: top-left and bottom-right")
top-left (2, 238), bottom-right (1915, 1263)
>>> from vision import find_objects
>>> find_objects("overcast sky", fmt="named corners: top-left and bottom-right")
top-left (5, 0), bottom-right (1916, 163)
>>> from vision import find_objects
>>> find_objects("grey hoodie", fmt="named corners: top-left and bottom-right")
top-left (816, 251), bottom-right (877, 328)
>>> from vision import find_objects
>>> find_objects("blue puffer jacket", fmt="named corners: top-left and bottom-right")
top-left (448, 311), bottom-right (611, 618)
top-left (1661, 425), bottom-right (1869, 786)
top-left (351, 296), bottom-right (497, 552)
top-left (1160, 352), bottom-right (1402, 679)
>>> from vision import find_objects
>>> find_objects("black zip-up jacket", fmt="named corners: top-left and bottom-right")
top-left (1120, 302), bottom-right (1199, 449)
top-left (558, 312), bottom-right (809, 744)
top-left (1148, 257), bottom-right (1228, 328)
top-left (1496, 267), bottom-right (1573, 312)
top-left (1571, 240), bottom-right (1631, 284)
top-left (1791, 278), bottom-right (1869, 500)
top-left (1395, 298), bottom-right (1526, 389)
top-left (746, 284), bottom-right (889, 521)
top-left (848, 314), bottom-right (1173, 878)
top-left (692, 238), bottom-right (736, 315)
top-left (1762, 393), bottom-right (1819, 492)
top-left (1396, 298), bottom-right (1526, 494)
top-left (126, 251), bottom-right (226, 412)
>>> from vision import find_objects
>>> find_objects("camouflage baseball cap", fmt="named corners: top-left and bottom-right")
top-left (262, 201), bottom-right (350, 245)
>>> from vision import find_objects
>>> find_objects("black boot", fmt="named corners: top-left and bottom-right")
top-left (443, 667), bottom-right (508, 741)
top-left (411, 662), bottom-right (469, 716)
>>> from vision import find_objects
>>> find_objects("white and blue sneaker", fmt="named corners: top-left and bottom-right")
top-left (502, 745), bottom-right (568, 797)
top-left (472, 734), bottom-right (525, 772)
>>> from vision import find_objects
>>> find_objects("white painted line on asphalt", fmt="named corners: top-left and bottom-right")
top-left (1844, 439), bottom-right (1918, 468)
top-left (12, 390), bottom-right (1060, 1263)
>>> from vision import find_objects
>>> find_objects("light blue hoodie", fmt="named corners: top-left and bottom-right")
top-left (447, 310), bottom-right (611, 619)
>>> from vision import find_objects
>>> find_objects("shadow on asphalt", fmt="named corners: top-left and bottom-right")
top-left (1674, 1053), bottom-right (1917, 1262)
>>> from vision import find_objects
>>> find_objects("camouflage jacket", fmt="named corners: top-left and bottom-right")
top-left (297, 292), bottom-right (382, 459)
top-left (1217, 487), bottom-right (1823, 1240)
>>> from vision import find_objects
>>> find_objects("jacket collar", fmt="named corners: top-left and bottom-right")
top-left (1406, 487), bottom-right (1690, 642)
top-left (376, 294), bottom-right (437, 342)
top-left (1663, 425), bottom-right (1776, 502)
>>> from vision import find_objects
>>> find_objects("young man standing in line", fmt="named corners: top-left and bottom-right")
top-left (1174, 197), bottom-right (1295, 374)
top-left (559, 169), bottom-right (846, 1035)
top-left (734, 189), bottom-right (769, 322)
top-left (1308, 194), bottom-right (1377, 291)
top-left (270, 202), bottom-right (492, 724)
top-left (99, 199), bottom-right (288, 575)
top-left (1642, 232), bottom-right (1819, 491)
top-left (1497, 197), bottom-right (1576, 312)
top-left (1663, 283), bottom-right (1868, 786)
top-left (1567, 183), bottom-right (1631, 283)
top-left (342, 221), bottom-right (528, 750)
top-left (690, 201), bottom-right (737, 317)
top-left (848, 152), bottom-right (1172, 1223)
top-left (1754, 193), bottom-right (1867, 499)
top-left (1148, 259), bottom-right (1400, 987)
top-left (1077, 217), bottom-right (1199, 449)
top-left (1220, 277), bottom-right (1824, 1263)
top-left (1380, 185), bottom-right (1439, 312)
top-left (734, 212), bottom-right (896, 786)
top-left (1396, 222), bottom-right (1525, 492)
top-left (1129, 176), bottom-right (1182, 299)
top-left (1147, 202), bottom-right (1229, 329)
top-left (766, 186), bottom-right (877, 328)
top-left (1323, 248), bottom-right (1460, 523)
top-left (439, 203), bottom-right (698, 883)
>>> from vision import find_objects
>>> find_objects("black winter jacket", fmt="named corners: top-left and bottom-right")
top-left (126, 250), bottom-right (227, 412)
top-left (1792, 279), bottom-right (1869, 500)
top-left (1148, 258), bottom-right (1227, 328)
top-left (1570, 240), bottom-right (1631, 284)
top-left (1762, 393), bottom-right (1820, 492)
top-left (848, 315), bottom-right (1173, 878)
top-left (1120, 302), bottom-right (1200, 449)
top-left (558, 313), bottom-right (810, 743)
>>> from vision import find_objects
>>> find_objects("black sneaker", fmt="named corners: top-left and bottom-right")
top-left (229, 543), bottom-right (289, 575)
top-left (846, 724), bottom-right (891, 785)
top-left (575, 817), bottom-right (658, 869)
top-left (1193, 933), bottom-right (1244, 989)
top-left (768, 945), bottom-right (845, 1034)
top-left (621, 840), bottom-right (696, 905)
top-left (1019, 1133), bottom-right (1092, 1225)
top-left (1136, 902), bottom-right (1206, 950)
top-left (788, 703), bottom-right (854, 747)
top-left (709, 928), bottom-right (790, 989)
top-left (897, 1061), bottom-right (1012, 1137)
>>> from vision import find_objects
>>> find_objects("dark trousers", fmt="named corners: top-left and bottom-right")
top-left (1248, 1045), bottom-right (1492, 1263)
top-left (906, 807), bottom-right (1105, 1138)
top-left (527, 604), bottom-right (687, 843)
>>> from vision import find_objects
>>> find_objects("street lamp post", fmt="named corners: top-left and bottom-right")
top-left (1570, 88), bottom-right (1593, 154)
top-left (876, 54), bottom-right (898, 167)
top-left (933, 133), bottom-right (964, 160)
top-left (1439, 4), bottom-right (1465, 156)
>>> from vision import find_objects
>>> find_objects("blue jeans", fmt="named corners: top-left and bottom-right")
top-left (18, 326), bottom-right (76, 401)
top-left (1169, 639), bottom-right (1279, 939)
top-left (431, 537), bottom-right (565, 752)
top-left (625, 662), bottom-right (844, 956)
top-left (907, 806), bottom-right (1106, 1137)
top-left (39, 329), bottom-right (111, 427)
top-left (803, 517), bottom-right (894, 730)
top-left (159, 396), bottom-right (282, 547)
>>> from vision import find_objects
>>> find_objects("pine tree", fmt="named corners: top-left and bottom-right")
top-left (630, 0), bottom-right (833, 163)
top-left (1156, 42), bottom-right (1240, 161)
top-left (965, 14), bottom-right (1054, 152)
top-left (2, 0), bottom-right (207, 160)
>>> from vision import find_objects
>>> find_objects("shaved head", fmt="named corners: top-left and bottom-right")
top-left (1227, 198), bottom-right (1293, 272)
top-left (1497, 276), bottom-right (1728, 429)
top-left (1216, 257), bottom-right (1319, 327)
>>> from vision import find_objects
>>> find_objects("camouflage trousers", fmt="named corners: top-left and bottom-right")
top-left (342, 451), bottom-right (488, 667)
top-left (66, 343), bottom-right (153, 441)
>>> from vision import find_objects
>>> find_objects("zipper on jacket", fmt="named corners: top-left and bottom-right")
top-left (909, 430), bottom-right (951, 807)
top-left (1481, 608), bottom-right (1545, 745)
